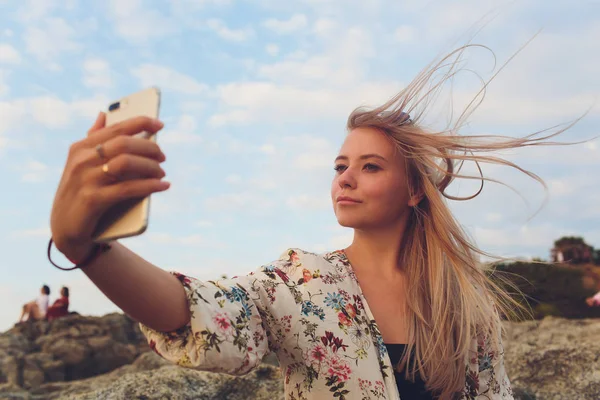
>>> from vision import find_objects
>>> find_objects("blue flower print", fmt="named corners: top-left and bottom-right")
top-left (324, 292), bottom-right (346, 311)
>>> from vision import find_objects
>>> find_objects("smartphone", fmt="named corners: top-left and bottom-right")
top-left (92, 87), bottom-right (162, 243)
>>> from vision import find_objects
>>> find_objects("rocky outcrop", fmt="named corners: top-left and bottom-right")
top-left (0, 313), bottom-right (147, 390)
top-left (0, 352), bottom-right (282, 400)
top-left (503, 316), bottom-right (600, 399)
top-left (1, 314), bottom-right (600, 399)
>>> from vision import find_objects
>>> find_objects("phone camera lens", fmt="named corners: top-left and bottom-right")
top-left (108, 102), bottom-right (121, 112)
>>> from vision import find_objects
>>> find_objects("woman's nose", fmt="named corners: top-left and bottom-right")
top-left (338, 170), bottom-right (356, 189)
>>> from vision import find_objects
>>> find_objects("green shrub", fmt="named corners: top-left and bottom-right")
top-left (488, 261), bottom-right (600, 320)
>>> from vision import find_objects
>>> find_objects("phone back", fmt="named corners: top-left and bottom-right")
top-left (92, 87), bottom-right (161, 243)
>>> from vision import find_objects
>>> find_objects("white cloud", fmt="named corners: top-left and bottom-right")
top-left (473, 224), bottom-right (577, 251)
top-left (204, 191), bottom-right (276, 213)
top-left (0, 44), bottom-right (21, 64)
top-left (484, 213), bottom-right (503, 223)
top-left (11, 226), bottom-right (50, 238)
top-left (130, 64), bottom-right (208, 95)
top-left (226, 174), bottom-right (242, 184)
top-left (206, 19), bottom-right (254, 42)
top-left (259, 144), bottom-right (276, 154)
top-left (208, 108), bottom-right (252, 127)
top-left (0, 99), bottom-right (26, 135)
top-left (262, 14), bottom-right (308, 35)
top-left (511, 140), bottom-right (600, 166)
top-left (548, 179), bottom-right (573, 197)
top-left (266, 44), bottom-right (279, 56)
top-left (313, 228), bottom-right (354, 253)
top-left (20, 160), bottom-right (51, 183)
top-left (208, 81), bottom-right (398, 126)
top-left (23, 18), bottom-right (80, 66)
top-left (0, 284), bottom-right (20, 331)
top-left (181, 101), bottom-right (205, 113)
top-left (294, 151), bottom-right (334, 170)
top-left (108, 0), bottom-right (176, 43)
top-left (206, 24), bottom-right (396, 126)
top-left (15, 0), bottom-right (58, 22)
top-left (28, 97), bottom-right (72, 128)
top-left (197, 220), bottom-right (214, 228)
top-left (70, 95), bottom-right (111, 119)
top-left (312, 18), bottom-right (337, 37)
top-left (469, 91), bottom-right (598, 126)
top-left (0, 69), bottom-right (9, 96)
top-left (394, 25), bottom-right (414, 43)
top-left (0, 95), bottom-right (108, 138)
top-left (329, 233), bottom-right (353, 250)
top-left (147, 233), bottom-right (226, 248)
top-left (170, 0), bottom-right (232, 11)
top-left (286, 194), bottom-right (330, 210)
top-left (248, 178), bottom-right (277, 190)
top-left (257, 56), bottom-right (351, 86)
top-left (0, 136), bottom-right (8, 153)
top-left (282, 134), bottom-right (337, 170)
top-left (161, 115), bottom-right (203, 145)
top-left (83, 58), bottom-right (113, 89)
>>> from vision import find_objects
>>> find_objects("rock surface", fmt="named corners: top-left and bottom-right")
top-left (1, 314), bottom-right (600, 399)
top-left (0, 313), bottom-right (147, 391)
top-left (503, 316), bottom-right (600, 400)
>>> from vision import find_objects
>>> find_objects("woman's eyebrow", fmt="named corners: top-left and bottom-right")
top-left (334, 154), bottom-right (388, 162)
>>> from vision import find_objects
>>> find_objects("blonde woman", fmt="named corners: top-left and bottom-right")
top-left (48, 45), bottom-right (586, 399)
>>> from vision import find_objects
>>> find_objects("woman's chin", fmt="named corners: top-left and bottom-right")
top-left (335, 215), bottom-right (362, 229)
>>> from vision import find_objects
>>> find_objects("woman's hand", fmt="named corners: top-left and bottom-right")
top-left (50, 113), bottom-right (169, 262)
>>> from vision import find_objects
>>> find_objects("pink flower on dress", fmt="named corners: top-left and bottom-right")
top-left (213, 313), bottom-right (231, 332)
top-left (345, 303), bottom-right (357, 318)
top-left (302, 269), bottom-right (312, 283)
top-left (338, 312), bottom-right (352, 326)
top-left (310, 344), bottom-right (327, 363)
top-left (358, 378), bottom-right (372, 391)
top-left (327, 355), bottom-right (352, 382)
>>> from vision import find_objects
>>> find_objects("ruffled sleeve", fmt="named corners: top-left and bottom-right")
top-left (139, 249), bottom-right (301, 376)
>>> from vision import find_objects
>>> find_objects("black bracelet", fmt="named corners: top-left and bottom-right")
top-left (47, 238), bottom-right (112, 271)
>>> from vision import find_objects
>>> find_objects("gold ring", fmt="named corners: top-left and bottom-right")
top-left (95, 144), bottom-right (107, 160)
top-left (102, 163), bottom-right (118, 181)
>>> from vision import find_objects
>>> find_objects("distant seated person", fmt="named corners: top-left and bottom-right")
top-left (47, 286), bottom-right (70, 321)
top-left (586, 290), bottom-right (600, 307)
top-left (19, 285), bottom-right (50, 323)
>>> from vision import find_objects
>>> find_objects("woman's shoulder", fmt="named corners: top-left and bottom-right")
top-left (254, 247), bottom-right (350, 282)
top-left (275, 247), bottom-right (346, 266)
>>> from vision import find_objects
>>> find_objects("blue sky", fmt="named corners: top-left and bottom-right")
top-left (0, 0), bottom-right (598, 332)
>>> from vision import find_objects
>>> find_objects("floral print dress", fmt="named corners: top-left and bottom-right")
top-left (140, 248), bottom-right (514, 400)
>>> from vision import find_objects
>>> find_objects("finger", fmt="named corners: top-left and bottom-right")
top-left (98, 135), bottom-right (166, 163)
top-left (94, 154), bottom-right (165, 184)
top-left (87, 112), bottom-right (106, 137)
top-left (100, 179), bottom-right (170, 203)
top-left (87, 116), bottom-right (164, 147)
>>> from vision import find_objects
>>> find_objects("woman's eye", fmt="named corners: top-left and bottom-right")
top-left (364, 163), bottom-right (380, 172)
top-left (334, 164), bottom-right (347, 172)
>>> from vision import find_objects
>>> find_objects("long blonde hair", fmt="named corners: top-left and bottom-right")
top-left (347, 42), bottom-right (593, 399)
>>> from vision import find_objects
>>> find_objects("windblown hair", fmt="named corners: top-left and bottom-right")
top-left (347, 42), bottom-right (591, 399)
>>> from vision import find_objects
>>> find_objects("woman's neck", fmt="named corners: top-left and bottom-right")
top-left (345, 218), bottom-right (409, 281)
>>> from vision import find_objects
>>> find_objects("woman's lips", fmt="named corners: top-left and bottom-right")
top-left (336, 196), bottom-right (362, 205)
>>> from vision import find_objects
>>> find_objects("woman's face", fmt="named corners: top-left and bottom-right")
top-left (331, 127), bottom-right (414, 230)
